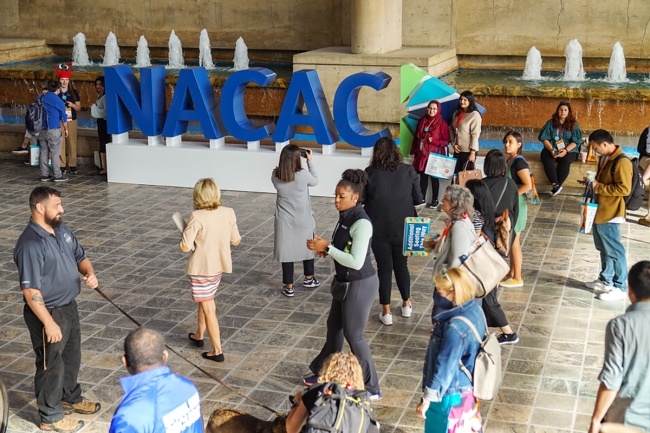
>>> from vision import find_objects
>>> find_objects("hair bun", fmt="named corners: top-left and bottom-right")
top-left (341, 169), bottom-right (368, 187)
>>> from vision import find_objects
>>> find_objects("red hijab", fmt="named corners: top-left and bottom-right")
top-left (415, 100), bottom-right (444, 139)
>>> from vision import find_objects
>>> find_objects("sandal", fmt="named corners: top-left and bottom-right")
top-left (188, 333), bottom-right (204, 347)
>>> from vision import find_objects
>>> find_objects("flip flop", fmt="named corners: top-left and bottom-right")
top-left (201, 352), bottom-right (225, 362)
top-left (188, 333), bottom-right (205, 348)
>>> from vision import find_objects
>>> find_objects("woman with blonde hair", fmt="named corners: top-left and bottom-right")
top-left (417, 268), bottom-right (486, 433)
top-left (180, 178), bottom-right (241, 362)
top-left (286, 352), bottom-right (377, 433)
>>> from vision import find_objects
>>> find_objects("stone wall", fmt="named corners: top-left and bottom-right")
top-left (454, 0), bottom-right (650, 58)
top-left (0, 1), bottom-right (350, 52)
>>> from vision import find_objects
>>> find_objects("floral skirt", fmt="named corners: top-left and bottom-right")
top-left (424, 392), bottom-right (482, 433)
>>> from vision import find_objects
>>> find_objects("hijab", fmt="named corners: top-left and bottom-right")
top-left (415, 100), bottom-right (444, 139)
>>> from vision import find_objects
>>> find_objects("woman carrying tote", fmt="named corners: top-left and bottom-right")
top-left (450, 91), bottom-right (482, 174)
top-left (411, 100), bottom-right (450, 207)
top-left (305, 169), bottom-right (382, 401)
top-left (416, 267), bottom-right (486, 433)
top-left (272, 145), bottom-right (320, 297)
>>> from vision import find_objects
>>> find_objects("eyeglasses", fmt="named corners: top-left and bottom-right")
top-left (427, 107), bottom-right (436, 110)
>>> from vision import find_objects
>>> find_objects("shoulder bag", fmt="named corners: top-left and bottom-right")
top-left (461, 233), bottom-right (510, 298)
top-left (456, 161), bottom-right (483, 187)
top-left (452, 315), bottom-right (502, 401)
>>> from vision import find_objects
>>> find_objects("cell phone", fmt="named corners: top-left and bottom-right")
top-left (577, 180), bottom-right (587, 184)
top-left (300, 148), bottom-right (310, 158)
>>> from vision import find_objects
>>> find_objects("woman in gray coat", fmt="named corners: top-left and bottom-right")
top-left (272, 145), bottom-right (321, 297)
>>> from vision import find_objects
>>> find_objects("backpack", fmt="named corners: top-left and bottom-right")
top-left (610, 154), bottom-right (645, 211)
top-left (452, 315), bottom-right (503, 401)
top-left (303, 382), bottom-right (377, 433)
top-left (25, 95), bottom-right (49, 136)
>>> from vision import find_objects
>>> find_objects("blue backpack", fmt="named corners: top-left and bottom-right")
top-left (25, 95), bottom-right (48, 136)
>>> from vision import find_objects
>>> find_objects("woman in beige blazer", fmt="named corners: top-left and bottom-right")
top-left (180, 178), bottom-right (241, 362)
top-left (449, 91), bottom-right (482, 174)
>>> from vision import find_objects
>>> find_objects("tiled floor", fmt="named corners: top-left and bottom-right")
top-left (0, 159), bottom-right (648, 433)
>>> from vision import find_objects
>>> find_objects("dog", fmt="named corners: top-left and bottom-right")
top-left (206, 408), bottom-right (287, 433)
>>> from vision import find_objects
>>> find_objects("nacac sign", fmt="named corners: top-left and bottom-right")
top-left (105, 66), bottom-right (392, 148)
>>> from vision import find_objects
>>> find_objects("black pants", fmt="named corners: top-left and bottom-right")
top-left (281, 259), bottom-right (314, 285)
top-left (372, 237), bottom-right (410, 305)
top-left (24, 301), bottom-right (82, 423)
top-left (481, 289), bottom-right (509, 328)
top-left (417, 170), bottom-right (440, 205)
top-left (540, 148), bottom-right (578, 186)
top-left (454, 152), bottom-right (475, 174)
top-left (96, 118), bottom-right (110, 153)
top-left (309, 274), bottom-right (380, 393)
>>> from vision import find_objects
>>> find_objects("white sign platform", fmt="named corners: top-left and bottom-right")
top-left (106, 137), bottom-right (373, 197)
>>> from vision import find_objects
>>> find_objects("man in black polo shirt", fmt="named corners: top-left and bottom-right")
top-left (14, 186), bottom-right (101, 432)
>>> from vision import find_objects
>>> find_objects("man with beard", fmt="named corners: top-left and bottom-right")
top-left (14, 186), bottom-right (100, 432)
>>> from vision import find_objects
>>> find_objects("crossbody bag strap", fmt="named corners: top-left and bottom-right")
top-left (495, 178), bottom-right (508, 209)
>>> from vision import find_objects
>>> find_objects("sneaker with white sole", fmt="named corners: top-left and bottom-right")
top-left (378, 312), bottom-right (393, 326)
top-left (551, 185), bottom-right (563, 196)
top-left (303, 277), bottom-right (321, 288)
top-left (585, 279), bottom-right (614, 292)
top-left (369, 392), bottom-right (382, 401)
top-left (401, 304), bottom-right (412, 318)
top-left (597, 287), bottom-right (628, 301)
top-left (281, 286), bottom-right (294, 297)
top-left (500, 278), bottom-right (524, 288)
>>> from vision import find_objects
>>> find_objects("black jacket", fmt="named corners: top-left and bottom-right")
top-left (364, 163), bottom-right (423, 240)
top-left (638, 128), bottom-right (649, 158)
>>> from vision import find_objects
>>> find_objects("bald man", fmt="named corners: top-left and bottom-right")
top-left (110, 328), bottom-right (204, 433)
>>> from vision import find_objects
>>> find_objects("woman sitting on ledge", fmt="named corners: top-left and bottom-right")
top-left (538, 101), bottom-right (582, 196)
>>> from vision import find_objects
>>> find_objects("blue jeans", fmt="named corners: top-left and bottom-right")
top-left (592, 223), bottom-right (627, 290)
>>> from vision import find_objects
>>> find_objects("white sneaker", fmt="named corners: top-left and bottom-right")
top-left (597, 287), bottom-right (628, 301)
top-left (379, 312), bottom-right (393, 325)
top-left (401, 305), bottom-right (412, 318)
top-left (585, 279), bottom-right (613, 292)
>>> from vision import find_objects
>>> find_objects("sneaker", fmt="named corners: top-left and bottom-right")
top-left (282, 286), bottom-right (294, 297)
top-left (54, 176), bottom-right (69, 182)
top-left (500, 278), bottom-right (524, 288)
top-left (497, 332), bottom-right (519, 345)
top-left (69, 167), bottom-right (78, 174)
top-left (415, 202), bottom-right (426, 212)
top-left (40, 175), bottom-right (53, 182)
top-left (62, 400), bottom-right (101, 415)
top-left (369, 392), bottom-right (383, 401)
top-left (585, 279), bottom-right (613, 292)
top-left (39, 416), bottom-right (84, 432)
top-left (426, 199), bottom-right (439, 209)
top-left (401, 304), bottom-right (412, 318)
top-left (12, 146), bottom-right (28, 155)
top-left (638, 218), bottom-right (650, 227)
top-left (61, 168), bottom-right (67, 175)
top-left (551, 185), bottom-right (563, 196)
top-left (378, 312), bottom-right (393, 326)
top-left (24, 160), bottom-right (32, 166)
top-left (597, 287), bottom-right (628, 301)
top-left (303, 375), bottom-right (318, 386)
top-left (303, 277), bottom-right (321, 288)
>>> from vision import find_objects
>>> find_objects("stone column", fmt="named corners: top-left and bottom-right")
top-left (351, 0), bottom-right (402, 54)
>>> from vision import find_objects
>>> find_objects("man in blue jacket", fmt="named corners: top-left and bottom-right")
top-left (110, 328), bottom-right (203, 433)
top-left (39, 80), bottom-right (69, 182)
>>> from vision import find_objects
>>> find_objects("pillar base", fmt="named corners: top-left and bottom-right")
top-left (293, 46), bottom-right (458, 125)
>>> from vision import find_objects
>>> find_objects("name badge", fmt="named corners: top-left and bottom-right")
top-left (65, 108), bottom-right (73, 122)
top-left (555, 139), bottom-right (565, 149)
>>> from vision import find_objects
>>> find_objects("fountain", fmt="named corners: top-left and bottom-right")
top-left (233, 37), bottom-right (249, 71)
top-left (136, 36), bottom-right (152, 67)
top-left (72, 33), bottom-right (92, 66)
top-left (563, 39), bottom-right (585, 81)
top-left (102, 31), bottom-right (121, 66)
top-left (198, 29), bottom-right (214, 69)
top-left (168, 30), bottom-right (184, 69)
top-left (522, 46), bottom-right (542, 80)
top-left (606, 42), bottom-right (628, 83)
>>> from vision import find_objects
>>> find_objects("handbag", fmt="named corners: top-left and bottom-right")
top-left (330, 275), bottom-right (350, 302)
top-left (579, 182), bottom-right (598, 234)
top-left (453, 315), bottom-right (502, 401)
top-left (456, 161), bottom-right (483, 186)
top-left (461, 233), bottom-right (510, 298)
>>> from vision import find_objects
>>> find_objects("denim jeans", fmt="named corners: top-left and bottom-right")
top-left (592, 223), bottom-right (628, 290)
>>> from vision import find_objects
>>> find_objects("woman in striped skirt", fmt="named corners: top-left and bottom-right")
top-left (180, 178), bottom-right (241, 362)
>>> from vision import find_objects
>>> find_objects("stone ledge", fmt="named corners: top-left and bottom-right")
top-left (0, 38), bottom-right (47, 51)
top-left (293, 46), bottom-right (456, 68)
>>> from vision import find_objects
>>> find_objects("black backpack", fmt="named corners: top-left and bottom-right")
top-left (25, 95), bottom-right (48, 136)
top-left (610, 154), bottom-right (645, 211)
top-left (303, 382), bottom-right (378, 433)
